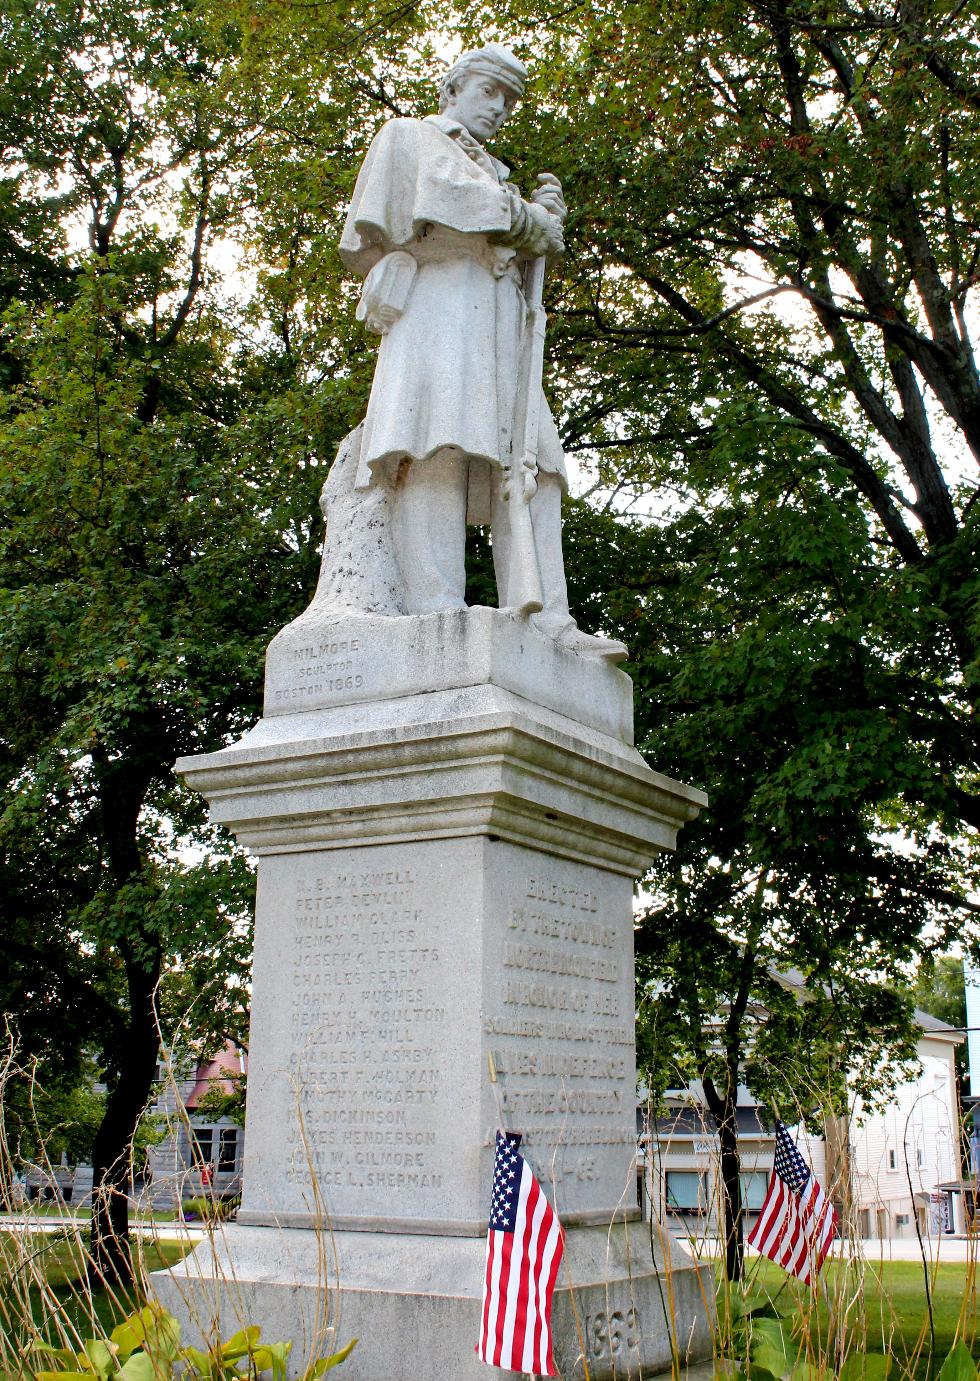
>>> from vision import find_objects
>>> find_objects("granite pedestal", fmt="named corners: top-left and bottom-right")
top-left (153, 608), bottom-right (711, 1378)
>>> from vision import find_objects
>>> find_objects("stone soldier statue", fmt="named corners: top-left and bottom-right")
top-left (330, 44), bottom-right (624, 661)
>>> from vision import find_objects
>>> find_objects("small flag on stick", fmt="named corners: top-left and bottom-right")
top-left (747, 1120), bottom-right (837, 1284)
top-left (476, 1130), bottom-right (564, 1376)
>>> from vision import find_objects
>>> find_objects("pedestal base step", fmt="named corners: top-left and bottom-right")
top-left (152, 1222), bottom-right (713, 1381)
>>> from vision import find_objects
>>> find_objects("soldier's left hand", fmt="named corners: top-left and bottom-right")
top-left (531, 173), bottom-right (567, 224)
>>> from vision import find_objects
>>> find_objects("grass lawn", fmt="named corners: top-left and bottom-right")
top-left (738, 1257), bottom-right (979, 1378)
top-left (0, 1204), bottom-right (179, 1222)
top-left (3, 1232), bottom-right (974, 1379)
top-left (0, 1230), bottom-right (195, 1356)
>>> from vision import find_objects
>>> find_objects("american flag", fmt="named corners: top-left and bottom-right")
top-left (746, 1120), bottom-right (837, 1284)
top-left (476, 1130), bottom-right (564, 1376)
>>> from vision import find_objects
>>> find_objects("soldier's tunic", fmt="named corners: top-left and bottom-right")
top-left (338, 114), bottom-right (566, 524)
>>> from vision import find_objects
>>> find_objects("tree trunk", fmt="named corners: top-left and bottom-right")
top-left (88, 950), bottom-right (161, 1288)
top-left (822, 1113), bottom-right (853, 1231)
top-left (719, 1104), bottom-right (744, 1282)
top-left (704, 1072), bottom-right (744, 1281)
top-left (702, 925), bottom-right (760, 1283)
top-left (87, 750), bottom-right (159, 1289)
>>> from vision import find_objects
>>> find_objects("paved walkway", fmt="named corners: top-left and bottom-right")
top-left (0, 1214), bottom-right (206, 1240)
top-left (7, 1216), bottom-right (972, 1260)
top-left (675, 1234), bottom-right (978, 1264)
top-left (837, 1237), bottom-right (977, 1264)
top-left (8, 1215), bottom-right (974, 1263)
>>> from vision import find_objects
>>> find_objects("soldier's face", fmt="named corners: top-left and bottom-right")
top-left (447, 74), bottom-right (512, 143)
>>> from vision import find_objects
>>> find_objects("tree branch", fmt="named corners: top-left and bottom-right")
top-left (157, 162), bottom-right (210, 353)
top-left (641, 271), bottom-right (925, 564)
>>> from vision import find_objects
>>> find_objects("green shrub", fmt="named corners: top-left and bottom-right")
top-left (719, 1283), bottom-right (979, 1381)
top-left (27, 1303), bottom-right (356, 1381)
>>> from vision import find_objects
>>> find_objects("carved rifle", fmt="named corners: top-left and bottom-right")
top-left (502, 255), bottom-right (547, 614)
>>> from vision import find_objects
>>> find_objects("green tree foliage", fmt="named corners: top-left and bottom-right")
top-left (915, 954), bottom-right (968, 1033)
top-left (564, 396), bottom-right (973, 1274)
top-left (193, 1074), bottom-right (246, 1130)
top-left (561, 469), bottom-right (942, 1277)
top-left (0, 1039), bottom-right (106, 1173)
top-left (452, 0), bottom-right (980, 1276)
top-left (5, 0), bottom-right (979, 1295)
top-left (0, 0), bottom-right (434, 1283)
top-left (915, 952), bottom-right (969, 1090)
top-left (524, 0), bottom-right (980, 835)
top-left (456, 0), bottom-right (980, 888)
top-left (0, 0), bottom-right (283, 1269)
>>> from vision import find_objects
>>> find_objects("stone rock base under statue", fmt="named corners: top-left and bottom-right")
top-left (154, 1220), bottom-right (712, 1380)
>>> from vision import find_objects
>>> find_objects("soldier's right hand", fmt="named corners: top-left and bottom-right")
top-left (531, 173), bottom-right (567, 224)
top-left (523, 202), bottom-right (565, 258)
top-left (355, 250), bottom-right (418, 334)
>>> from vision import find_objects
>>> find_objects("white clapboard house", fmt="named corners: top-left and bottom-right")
top-left (641, 1007), bottom-right (965, 1241)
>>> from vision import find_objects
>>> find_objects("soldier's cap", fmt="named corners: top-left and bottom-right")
top-left (441, 44), bottom-right (527, 103)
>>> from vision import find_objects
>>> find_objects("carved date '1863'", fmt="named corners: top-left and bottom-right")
top-left (586, 1309), bottom-right (640, 1361)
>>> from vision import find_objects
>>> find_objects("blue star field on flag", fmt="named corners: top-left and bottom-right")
top-left (489, 1131), bottom-right (523, 1231)
top-left (772, 1122), bottom-right (811, 1193)
top-left (477, 1129), bottom-right (564, 1375)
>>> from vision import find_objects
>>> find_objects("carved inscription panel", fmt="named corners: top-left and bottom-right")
top-left (271, 635), bottom-right (366, 707)
top-left (289, 862), bottom-right (442, 1193)
top-left (482, 844), bottom-right (637, 1216)
top-left (241, 837), bottom-right (635, 1225)
top-left (242, 841), bottom-right (481, 1221)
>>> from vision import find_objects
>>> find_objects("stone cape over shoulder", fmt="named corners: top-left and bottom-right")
top-left (336, 115), bottom-right (567, 507)
top-left (339, 116), bottom-right (514, 275)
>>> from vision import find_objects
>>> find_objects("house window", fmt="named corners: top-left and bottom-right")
top-left (665, 1171), bottom-right (707, 1213)
top-left (740, 1172), bottom-right (770, 1212)
top-left (888, 1149), bottom-right (896, 1170)
top-left (218, 1128), bottom-right (239, 1173)
top-left (916, 1147), bottom-right (924, 1169)
top-left (192, 1129), bottom-right (213, 1167)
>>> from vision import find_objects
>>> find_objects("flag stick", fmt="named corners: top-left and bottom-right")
top-left (487, 1050), bottom-right (506, 1133)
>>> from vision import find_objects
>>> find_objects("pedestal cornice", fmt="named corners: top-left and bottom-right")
top-left (176, 696), bottom-right (706, 875)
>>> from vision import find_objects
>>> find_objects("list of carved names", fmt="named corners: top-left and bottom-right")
top-left (284, 862), bottom-right (636, 1205)
top-left (288, 865), bottom-right (445, 1195)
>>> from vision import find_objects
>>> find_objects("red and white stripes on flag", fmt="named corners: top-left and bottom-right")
top-left (476, 1130), bottom-right (564, 1376)
top-left (747, 1120), bottom-right (837, 1285)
